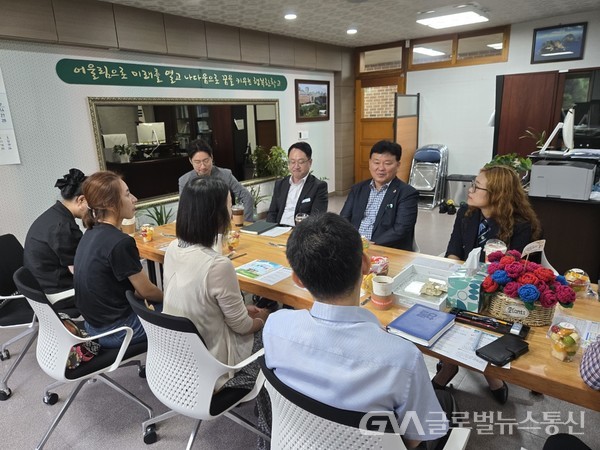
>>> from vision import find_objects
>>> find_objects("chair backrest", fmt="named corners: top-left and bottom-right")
top-left (258, 357), bottom-right (407, 450)
top-left (0, 234), bottom-right (24, 296)
top-left (126, 292), bottom-right (240, 420)
top-left (13, 267), bottom-right (81, 381)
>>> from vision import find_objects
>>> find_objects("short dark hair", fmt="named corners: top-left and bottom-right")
top-left (286, 212), bottom-right (363, 301)
top-left (176, 177), bottom-right (230, 247)
top-left (288, 141), bottom-right (312, 159)
top-left (54, 168), bottom-right (86, 200)
top-left (370, 140), bottom-right (402, 161)
top-left (186, 139), bottom-right (214, 159)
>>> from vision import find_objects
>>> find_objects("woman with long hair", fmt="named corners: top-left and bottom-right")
top-left (163, 177), bottom-right (270, 443)
top-left (74, 171), bottom-right (162, 348)
top-left (24, 169), bottom-right (87, 303)
top-left (436, 165), bottom-right (542, 404)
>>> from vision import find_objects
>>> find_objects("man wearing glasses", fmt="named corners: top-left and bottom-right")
top-left (178, 139), bottom-right (254, 221)
top-left (266, 142), bottom-right (328, 226)
top-left (340, 140), bottom-right (418, 250)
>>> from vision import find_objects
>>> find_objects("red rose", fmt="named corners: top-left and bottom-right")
top-left (518, 273), bottom-right (539, 285)
top-left (482, 276), bottom-right (499, 293)
top-left (534, 267), bottom-right (555, 283)
top-left (500, 256), bottom-right (516, 266)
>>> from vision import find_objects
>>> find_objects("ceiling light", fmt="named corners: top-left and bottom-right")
top-left (487, 43), bottom-right (503, 50)
top-left (347, 28), bottom-right (358, 35)
top-left (284, 13), bottom-right (297, 20)
top-left (416, 4), bottom-right (489, 29)
top-left (413, 47), bottom-right (445, 56)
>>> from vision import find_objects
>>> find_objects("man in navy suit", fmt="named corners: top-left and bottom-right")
top-left (266, 142), bottom-right (328, 226)
top-left (340, 140), bottom-right (418, 250)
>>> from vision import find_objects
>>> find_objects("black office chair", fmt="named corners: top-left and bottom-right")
top-left (0, 234), bottom-right (37, 401)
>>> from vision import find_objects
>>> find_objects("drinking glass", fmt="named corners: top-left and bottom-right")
top-left (484, 239), bottom-right (507, 262)
top-left (294, 213), bottom-right (309, 226)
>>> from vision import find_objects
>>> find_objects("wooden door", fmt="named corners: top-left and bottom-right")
top-left (354, 75), bottom-right (403, 183)
top-left (495, 72), bottom-right (561, 157)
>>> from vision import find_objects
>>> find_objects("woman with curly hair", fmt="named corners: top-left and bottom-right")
top-left (445, 164), bottom-right (541, 261)
top-left (434, 164), bottom-right (542, 404)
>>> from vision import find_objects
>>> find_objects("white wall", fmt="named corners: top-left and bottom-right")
top-left (407, 10), bottom-right (600, 176)
top-left (0, 40), bottom-right (335, 242)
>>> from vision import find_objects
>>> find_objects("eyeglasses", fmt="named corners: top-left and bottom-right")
top-left (469, 180), bottom-right (488, 192)
top-left (191, 157), bottom-right (212, 166)
top-left (288, 159), bottom-right (309, 166)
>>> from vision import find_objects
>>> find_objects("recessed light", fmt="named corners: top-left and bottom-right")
top-left (416, 4), bottom-right (488, 29)
top-left (284, 13), bottom-right (297, 20)
top-left (347, 28), bottom-right (358, 35)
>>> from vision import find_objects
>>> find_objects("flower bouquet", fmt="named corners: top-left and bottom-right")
top-left (482, 249), bottom-right (576, 326)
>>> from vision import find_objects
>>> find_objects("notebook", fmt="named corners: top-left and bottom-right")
top-left (386, 304), bottom-right (455, 347)
top-left (240, 220), bottom-right (278, 235)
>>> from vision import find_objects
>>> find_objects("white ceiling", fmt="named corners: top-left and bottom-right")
top-left (102, 0), bottom-right (599, 48)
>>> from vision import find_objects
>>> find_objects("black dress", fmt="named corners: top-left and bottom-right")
top-left (23, 201), bottom-right (82, 294)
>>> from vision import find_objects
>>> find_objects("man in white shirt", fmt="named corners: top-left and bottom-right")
top-left (266, 142), bottom-right (328, 225)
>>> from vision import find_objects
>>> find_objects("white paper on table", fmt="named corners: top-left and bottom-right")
top-left (258, 267), bottom-right (293, 285)
top-left (260, 226), bottom-right (292, 237)
top-left (410, 257), bottom-right (461, 273)
top-left (431, 324), bottom-right (504, 371)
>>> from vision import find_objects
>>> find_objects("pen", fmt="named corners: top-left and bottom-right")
top-left (268, 242), bottom-right (286, 248)
top-left (161, 233), bottom-right (177, 238)
top-left (360, 297), bottom-right (371, 306)
top-left (229, 252), bottom-right (247, 260)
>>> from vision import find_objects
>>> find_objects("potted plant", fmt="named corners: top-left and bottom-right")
top-left (113, 144), bottom-right (138, 163)
top-left (138, 204), bottom-right (174, 226)
top-left (248, 185), bottom-right (270, 221)
top-left (519, 127), bottom-right (547, 148)
top-left (251, 145), bottom-right (289, 178)
top-left (484, 153), bottom-right (532, 186)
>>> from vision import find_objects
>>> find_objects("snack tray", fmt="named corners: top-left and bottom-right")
top-left (391, 264), bottom-right (453, 311)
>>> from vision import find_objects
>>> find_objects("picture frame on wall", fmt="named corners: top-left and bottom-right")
top-left (295, 80), bottom-right (330, 122)
top-left (530, 22), bottom-right (587, 64)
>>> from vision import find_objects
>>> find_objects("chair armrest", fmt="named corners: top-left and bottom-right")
top-left (66, 325), bottom-right (134, 372)
top-left (228, 348), bottom-right (265, 371)
top-left (443, 427), bottom-right (471, 450)
top-left (46, 289), bottom-right (75, 304)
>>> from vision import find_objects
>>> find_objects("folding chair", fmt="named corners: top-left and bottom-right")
top-left (409, 144), bottom-right (449, 209)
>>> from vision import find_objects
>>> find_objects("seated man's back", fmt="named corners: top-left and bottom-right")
top-left (263, 213), bottom-right (448, 447)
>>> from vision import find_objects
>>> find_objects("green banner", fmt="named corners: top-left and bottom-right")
top-left (56, 59), bottom-right (287, 91)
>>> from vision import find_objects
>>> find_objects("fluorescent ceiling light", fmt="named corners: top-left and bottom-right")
top-left (487, 43), bottom-right (503, 50)
top-left (413, 47), bottom-right (445, 56)
top-left (347, 28), bottom-right (358, 35)
top-left (284, 13), bottom-right (297, 20)
top-left (416, 4), bottom-right (489, 29)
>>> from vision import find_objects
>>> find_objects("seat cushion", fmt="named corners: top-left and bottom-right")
top-left (210, 387), bottom-right (252, 416)
top-left (66, 341), bottom-right (147, 379)
top-left (0, 298), bottom-right (34, 326)
top-left (414, 149), bottom-right (441, 162)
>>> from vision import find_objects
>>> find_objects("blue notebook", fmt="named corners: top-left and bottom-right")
top-left (386, 304), bottom-right (455, 347)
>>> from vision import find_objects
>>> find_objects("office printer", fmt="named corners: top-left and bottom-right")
top-left (529, 160), bottom-right (596, 201)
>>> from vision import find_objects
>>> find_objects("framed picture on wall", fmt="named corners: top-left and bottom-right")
top-left (530, 22), bottom-right (587, 64)
top-left (295, 80), bottom-right (330, 122)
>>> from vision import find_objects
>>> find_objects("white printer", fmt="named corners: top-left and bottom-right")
top-left (529, 160), bottom-right (596, 201)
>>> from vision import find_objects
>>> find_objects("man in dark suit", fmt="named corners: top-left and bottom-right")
top-left (266, 142), bottom-right (328, 226)
top-left (340, 140), bottom-right (418, 250)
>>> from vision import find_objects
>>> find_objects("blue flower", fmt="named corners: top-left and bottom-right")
top-left (491, 269), bottom-right (511, 285)
top-left (555, 275), bottom-right (568, 286)
top-left (518, 284), bottom-right (540, 303)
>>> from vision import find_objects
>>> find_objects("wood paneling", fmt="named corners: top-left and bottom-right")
top-left (54, 0), bottom-right (117, 48)
top-left (113, 4), bottom-right (167, 53)
top-left (164, 14), bottom-right (207, 58)
top-left (0, 0), bottom-right (57, 42)
top-left (205, 23), bottom-right (241, 62)
top-left (240, 29), bottom-right (269, 65)
top-left (395, 116), bottom-right (418, 183)
top-left (497, 72), bottom-right (560, 157)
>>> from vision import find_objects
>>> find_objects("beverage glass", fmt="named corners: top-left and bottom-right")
top-left (140, 224), bottom-right (154, 243)
top-left (121, 218), bottom-right (136, 235)
top-left (294, 213), bottom-right (309, 226)
top-left (484, 239), bottom-right (507, 262)
top-left (232, 204), bottom-right (244, 227)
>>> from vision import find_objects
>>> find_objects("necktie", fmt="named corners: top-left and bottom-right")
top-left (477, 219), bottom-right (490, 248)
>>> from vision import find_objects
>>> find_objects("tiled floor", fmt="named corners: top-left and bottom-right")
top-left (1, 195), bottom-right (598, 449)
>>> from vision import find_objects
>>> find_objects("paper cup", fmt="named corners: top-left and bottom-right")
top-left (372, 276), bottom-right (393, 296)
top-left (121, 218), bottom-right (136, 235)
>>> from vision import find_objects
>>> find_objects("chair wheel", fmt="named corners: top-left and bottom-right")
top-left (143, 425), bottom-right (157, 444)
top-left (43, 392), bottom-right (59, 405)
top-left (0, 388), bottom-right (12, 401)
top-left (0, 349), bottom-right (10, 361)
top-left (138, 366), bottom-right (146, 378)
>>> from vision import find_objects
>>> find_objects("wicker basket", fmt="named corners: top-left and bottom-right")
top-left (487, 292), bottom-right (555, 327)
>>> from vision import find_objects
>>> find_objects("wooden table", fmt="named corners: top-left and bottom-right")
top-left (135, 223), bottom-right (600, 411)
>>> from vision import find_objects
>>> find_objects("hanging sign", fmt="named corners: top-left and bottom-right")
top-left (56, 59), bottom-right (287, 91)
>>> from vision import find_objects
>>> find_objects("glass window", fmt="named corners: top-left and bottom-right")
top-left (362, 47), bottom-right (402, 72)
top-left (563, 72), bottom-right (591, 109)
top-left (457, 32), bottom-right (504, 60)
top-left (411, 40), bottom-right (452, 65)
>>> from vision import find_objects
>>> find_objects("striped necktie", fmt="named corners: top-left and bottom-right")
top-left (477, 219), bottom-right (490, 248)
